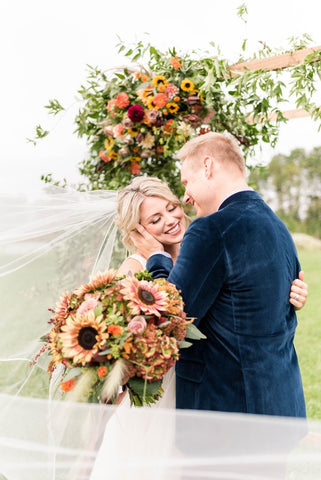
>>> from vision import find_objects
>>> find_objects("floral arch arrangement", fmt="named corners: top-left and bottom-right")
top-left (34, 36), bottom-right (321, 198)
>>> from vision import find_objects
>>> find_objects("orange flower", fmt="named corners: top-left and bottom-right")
top-left (135, 72), bottom-right (141, 79)
top-left (157, 84), bottom-right (166, 93)
top-left (153, 93), bottom-right (168, 108)
top-left (97, 366), bottom-right (108, 378)
top-left (170, 56), bottom-right (183, 70)
top-left (130, 161), bottom-right (141, 174)
top-left (141, 74), bottom-right (149, 82)
top-left (174, 96), bottom-right (180, 102)
top-left (61, 378), bottom-right (76, 392)
top-left (164, 119), bottom-right (175, 133)
top-left (108, 325), bottom-right (123, 336)
top-left (99, 151), bottom-right (110, 163)
top-left (116, 92), bottom-right (130, 108)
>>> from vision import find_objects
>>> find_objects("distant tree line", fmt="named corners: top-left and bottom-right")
top-left (249, 146), bottom-right (321, 238)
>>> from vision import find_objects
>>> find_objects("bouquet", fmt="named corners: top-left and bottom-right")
top-left (37, 269), bottom-right (205, 406)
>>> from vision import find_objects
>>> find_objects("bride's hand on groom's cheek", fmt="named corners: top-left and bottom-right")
top-left (130, 224), bottom-right (164, 259)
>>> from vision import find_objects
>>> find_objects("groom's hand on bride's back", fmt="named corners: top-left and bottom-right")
top-left (130, 224), bottom-right (164, 259)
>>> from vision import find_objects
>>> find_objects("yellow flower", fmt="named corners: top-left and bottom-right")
top-left (109, 151), bottom-right (119, 160)
top-left (104, 137), bottom-right (114, 151)
top-left (59, 311), bottom-right (108, 366)
top-left (128, 127), bottom-right (139, 136)
top-left (181, 78), bottom-right (195, 92)
top-left (166, 102), bottom-right (179, 114)
top-left (152, 75), bottom-right (168, 88)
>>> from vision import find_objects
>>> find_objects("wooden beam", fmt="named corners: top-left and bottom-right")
top-left (230, 46), bottom-right (321, 76)
top-left (247, 107), bottom-right (321, 124)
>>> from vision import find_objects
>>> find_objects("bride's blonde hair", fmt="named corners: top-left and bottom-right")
top-left (115, 176), bottom-right (183, 252)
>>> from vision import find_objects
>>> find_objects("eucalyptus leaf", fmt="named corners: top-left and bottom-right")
top-left (63, 368), bottom-right (82, 381)
top-left (185, 324), bottom-right (207, 340)
top-left (179, 340), bottom-right (194, 349)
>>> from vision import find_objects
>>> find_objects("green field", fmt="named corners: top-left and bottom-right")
top-left (294, 248), bottom-right (321, 419)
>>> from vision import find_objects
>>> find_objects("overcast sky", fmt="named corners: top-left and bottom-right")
top-left (1, 0), bottom-right (321, 196)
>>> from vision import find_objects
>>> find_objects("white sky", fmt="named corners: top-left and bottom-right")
top-left (1, 0), bottom-right (321, 196)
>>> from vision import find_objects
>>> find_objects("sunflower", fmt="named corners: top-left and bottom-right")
top-left (54, 292), bottom-right (72, 324)
top-left (109, 151), bottom-right (119, 160)
top-left (128, 127), bottom-right (139, 136)
top-left (58, 311), bottom-right (108, 366)
top-left (89, 269), bottom-right (118, 290)
top-left (120, 277), bottom-right (169, 317)
top-left (49, 328), bottom-right (64, 365)
top-left (104, 137), bottom-right (114, 151)
top-left (180, 78), bottom-right (195, 92)
top-left (152, 75), bottom-right (168, 88)
top-left (166, 102), bottom-right (179, 114)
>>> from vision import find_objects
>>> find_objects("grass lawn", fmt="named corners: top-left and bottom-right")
top-left (295, 248), bottom-right (321, 419)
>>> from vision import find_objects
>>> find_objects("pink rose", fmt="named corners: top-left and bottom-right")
top-left (128, 316), bottom-right (147, 334)
top-left (113, 123), bottom-right (124, 138)
top-left (77, 297), bottom-right (98, 316)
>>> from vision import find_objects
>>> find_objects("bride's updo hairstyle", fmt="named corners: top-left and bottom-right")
top-left (115, 176), bottom-right (182, 252)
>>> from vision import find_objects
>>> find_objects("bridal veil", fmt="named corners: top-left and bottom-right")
top-left (0, 186), bottom-right (320, 480)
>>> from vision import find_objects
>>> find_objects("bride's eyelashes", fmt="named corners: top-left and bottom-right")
top-left (150, 205), bottom-right (177, 224)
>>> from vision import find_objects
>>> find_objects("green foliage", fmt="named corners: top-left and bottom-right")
top-left (32, 36), bottom-right (321, 198)
top-left (26, 124), bottom-right (49, 146)
top-left (250, 146), bottom-right (321, 238)
top-left (45, 99), bottom-right (65, 115)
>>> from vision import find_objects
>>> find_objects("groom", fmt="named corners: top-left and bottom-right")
top-left (132, 132), bottom-right (306, 417)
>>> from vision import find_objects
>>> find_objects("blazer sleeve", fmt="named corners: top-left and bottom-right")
top-left (147, 217), bottom-right (226, 323)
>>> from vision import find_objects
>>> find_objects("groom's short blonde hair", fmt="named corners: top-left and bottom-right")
top-left (176, 131), bottom-right (246, 175)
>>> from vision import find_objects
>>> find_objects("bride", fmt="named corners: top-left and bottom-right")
top-left (0, 177), bottom-right (311, 480)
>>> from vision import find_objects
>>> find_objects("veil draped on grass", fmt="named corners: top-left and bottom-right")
top-left (0, 186), bottom-right (320, 480)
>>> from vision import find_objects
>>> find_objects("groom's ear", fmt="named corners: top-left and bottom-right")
top-left (203, 156), bottom-right (214, 178)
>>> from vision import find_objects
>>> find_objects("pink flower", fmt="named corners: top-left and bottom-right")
top-left (128, 104), bottom-right (145, 122)
top-left (153, 93), bottom-right (168, 108)
top-left (120, 277), bottom-right (169, 317)
top-left (165, 83), bottom-right (179, 100)
top-left (99, 151), bottom-right (110, 163)
top-left (107, 99), bottom-right (117, 112)
top-left (116, 92), bottom-right (130, 108)
top-left (113, 123), bottom-right (124, 138)
top-left (77, 297), bottom-right (98, 317)
top-left (128, 316), bottom-right (147, 334)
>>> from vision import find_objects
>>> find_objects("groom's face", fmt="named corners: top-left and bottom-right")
top-left (181, 158), bottom-right (213, 217)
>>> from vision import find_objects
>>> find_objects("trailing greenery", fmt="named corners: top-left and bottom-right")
top-left (31, 34), bottom-right (321, 197)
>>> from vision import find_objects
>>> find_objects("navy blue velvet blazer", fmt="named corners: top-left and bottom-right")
top-left (147, 191), bottom-right (306, 417)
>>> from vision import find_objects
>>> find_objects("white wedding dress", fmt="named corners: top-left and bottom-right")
top-left (89, 252), bottom-right (178, 480)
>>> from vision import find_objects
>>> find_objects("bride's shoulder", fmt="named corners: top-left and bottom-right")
top-left (117, 254), bottom-right (146, 275)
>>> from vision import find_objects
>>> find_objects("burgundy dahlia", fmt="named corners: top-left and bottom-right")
top-left (128, 104), bottom-right (145, 123)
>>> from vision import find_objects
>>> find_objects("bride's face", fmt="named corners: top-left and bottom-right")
top-left (139, 196), bottom-right (185, 246)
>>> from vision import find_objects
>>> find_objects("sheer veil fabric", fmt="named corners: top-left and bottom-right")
top-left (0, 186), bottom-right (320, 480)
